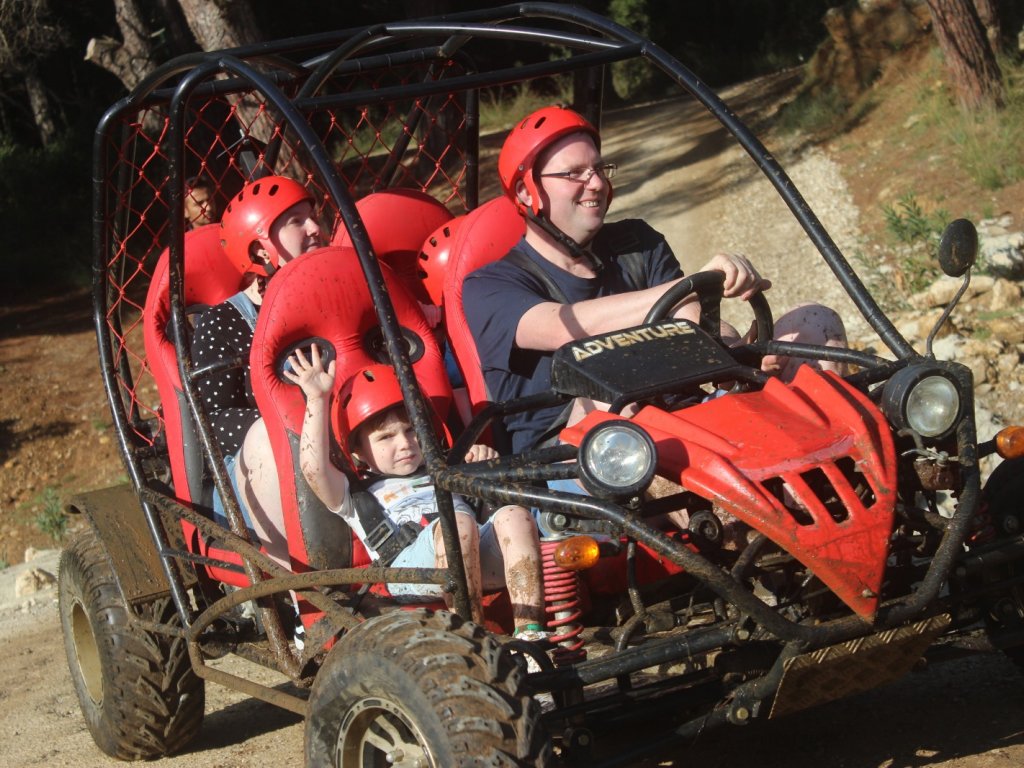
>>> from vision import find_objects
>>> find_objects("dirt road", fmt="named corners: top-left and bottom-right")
top-left (2, 71), bottom-right (1023, 767)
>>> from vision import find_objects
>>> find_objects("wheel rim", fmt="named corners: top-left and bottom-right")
top-left (70, 599), bottom-right (103, 705)
top-left (337, 696), bottom-right (435, 767)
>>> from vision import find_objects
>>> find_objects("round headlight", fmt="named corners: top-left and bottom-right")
top-left (578, 422), bottom-right (657, 500)
top-left (905, 375), bottom-right (960, 437)
top-left (881, 366), bottom-right (962, 439)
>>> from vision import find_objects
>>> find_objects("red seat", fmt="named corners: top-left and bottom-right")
top-left (250, 245), bottom-right (452, 593)
top-left (142, 224), bottom-right (252, 585)
top-left (332, 188), bottom-right (453, 305)
top-left (442, 196), bottom-right (525, 417)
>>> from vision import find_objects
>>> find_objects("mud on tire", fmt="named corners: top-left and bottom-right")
top-left (305, 608), bottom-right (550, 767)
top-left (58, 529), bottom-right (204, 759)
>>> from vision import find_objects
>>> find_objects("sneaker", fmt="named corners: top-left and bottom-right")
top-left (512, 628), bottom-right (553, 674)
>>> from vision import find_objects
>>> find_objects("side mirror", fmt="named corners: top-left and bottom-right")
top-left (937, 218), bottom-right (978, 278)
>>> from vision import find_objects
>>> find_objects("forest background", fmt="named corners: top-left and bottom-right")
top-left (5, 0), bottom-right (1003, 300)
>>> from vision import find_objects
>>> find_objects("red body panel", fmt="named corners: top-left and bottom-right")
top-left (563, 367), bottom-right (897, 618)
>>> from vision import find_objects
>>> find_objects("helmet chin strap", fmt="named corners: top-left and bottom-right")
top-left (524, 209), bottom-right (603, 273)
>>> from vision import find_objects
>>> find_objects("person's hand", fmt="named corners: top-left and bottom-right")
top-left (464, 444), bottom-right (498, 462)
top-left (282, 343), bottom-right (335, 400)
top-left (702, 252), bottom-right (772, 301)
top-left (418, 301), bottom-right (443, 329)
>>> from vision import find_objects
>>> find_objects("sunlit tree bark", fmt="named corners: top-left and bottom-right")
top-left (925, 0), bottom-right (1004, 110)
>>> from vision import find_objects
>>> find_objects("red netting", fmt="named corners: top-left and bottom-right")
top-left (97, 56), bottom-right (470, 457)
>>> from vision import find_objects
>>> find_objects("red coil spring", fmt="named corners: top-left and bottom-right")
top-left (541, 539), bottom-right (587, 665)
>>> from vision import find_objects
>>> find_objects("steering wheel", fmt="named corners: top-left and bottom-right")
top-left (644, 271), bottom-right (774, 344)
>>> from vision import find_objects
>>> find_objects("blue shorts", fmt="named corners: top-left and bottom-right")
top-left (388, 512), bottom-right (504, 600)
top-left (210, 449), bottom-right (257, 537)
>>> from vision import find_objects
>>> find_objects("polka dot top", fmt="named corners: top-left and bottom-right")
top-left (191, 300), bottom-right (260, 455)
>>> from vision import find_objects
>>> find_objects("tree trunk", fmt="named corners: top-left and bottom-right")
top-left (84, 0), bottom-right (158, 92)
top-left (24, 69), bottom-right (58, 147)
top-left (175, 0), bottom-right (262, 51)
top-left (154, 0), bottom-right (196, 54)
top-left (925, 0), bottom-right (1004, 110)
top-left (971, 0), bottom-right (1002, 52)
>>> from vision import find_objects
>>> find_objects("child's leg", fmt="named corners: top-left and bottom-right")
top-left (433, 513), bottom-right (484, 623)
top-left (486, 505), bottom-right (544, 631)
top-left (761, 302), bottom-right (848, 381)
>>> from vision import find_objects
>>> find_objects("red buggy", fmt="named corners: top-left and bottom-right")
top-left (60, 4), bottom-right (1024, 766)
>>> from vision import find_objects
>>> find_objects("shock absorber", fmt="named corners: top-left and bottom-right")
top-left (541, 538), bottom-right (586, 665)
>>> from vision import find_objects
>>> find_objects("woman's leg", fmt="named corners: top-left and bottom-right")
top-left (236, 418), bottom-right (290, 569)
top-left (487, 505), bottom-right (544, 631)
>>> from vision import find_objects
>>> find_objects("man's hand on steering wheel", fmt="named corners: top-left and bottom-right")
top-left (702, 252), bottom-right (772, 301)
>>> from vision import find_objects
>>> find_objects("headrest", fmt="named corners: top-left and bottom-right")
top-left (252, 245), bottom-right (452, 439)
top-left (442, 196), bottom-right (525, 411)
top-left (332, 189), bottom-right (453, 305)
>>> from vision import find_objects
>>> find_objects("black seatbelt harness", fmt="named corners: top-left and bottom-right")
top-left (351, 486), bottom-right (422, 566)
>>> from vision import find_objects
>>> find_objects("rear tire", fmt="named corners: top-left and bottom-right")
top-left (305, 608), bottom-right (550, 767)
top-left (58, 530), bottom-right (204, 759)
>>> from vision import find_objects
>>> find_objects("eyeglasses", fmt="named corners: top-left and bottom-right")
top-left (539, 163), bottom-right (617, 183)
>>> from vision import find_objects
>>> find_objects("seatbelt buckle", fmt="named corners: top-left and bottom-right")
top-left (365, 520), bottom-right (395, 552)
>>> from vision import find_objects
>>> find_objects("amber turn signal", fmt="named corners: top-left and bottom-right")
top-left (996, 426), bottom-right (1024, 459)
top-left (553, 536), bottom-right (601, 572)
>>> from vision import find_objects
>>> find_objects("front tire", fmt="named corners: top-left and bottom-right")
top-left (305, 609), bottom-right (550, 767)
top-left (59, 530), bottom-right (204, 759)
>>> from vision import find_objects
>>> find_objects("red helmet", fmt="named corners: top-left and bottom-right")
top-left (497, 105), bottom-right (602, 216)
top-left (417, 216), bottom-right (463, 307)
top-left (219, 176), bottom-right (314, 276)
top-left (332, 365), bottom-right (406, 449)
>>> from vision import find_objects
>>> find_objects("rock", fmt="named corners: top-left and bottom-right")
top-left (23, 547), bottom-right (40, 563)
top-left (997, 353), bottom-right (1020, 376)
top-left (14, 568), bottom-right (56, 598)
top-left (989, 279), bottom-right (1023, 312)
top-left (982, 239), bottom-right (1024, 280)
top-left (910, 275), bottom-right (994, 309)
top-left (989, 317), bottom-right (1024, 346)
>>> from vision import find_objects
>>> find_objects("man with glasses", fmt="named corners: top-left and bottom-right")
top-left (463, 104), bottom-right (803, 455)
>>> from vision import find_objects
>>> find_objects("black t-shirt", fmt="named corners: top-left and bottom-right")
top-left (462, 219), bottom-right (683, 452)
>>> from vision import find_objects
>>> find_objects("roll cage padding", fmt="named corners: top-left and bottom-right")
top-left (142, 224), bottom-right (246, 504)
top-left (442, 195), bottom-right (525, 416)
top-left (250, 245), bottom-right (452, 573)
top-left (331, 188), bottom-right (453, 306)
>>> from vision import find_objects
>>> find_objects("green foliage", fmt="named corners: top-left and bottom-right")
top-left (34, 487), bottom-right (68, 543)
top-left (608, 0), bottom-right (654, 100)
top-left (777, 88), bottom-right (850, 135)
top-left (881, 192), bottom-right (951, 293)
top-left (1, 132), bottom-right (92, 300)
top-left (478, 80), bottom-right (571, 134)
top-left (913, 55), bottom-right (1024, 191)
top-left (882, 193), bottom-right (950, 245)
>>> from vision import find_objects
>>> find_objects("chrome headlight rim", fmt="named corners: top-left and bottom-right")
top-left (881, 365), bottom-right (962, 440)
top-left (577, 421), bottom-right (657, 500)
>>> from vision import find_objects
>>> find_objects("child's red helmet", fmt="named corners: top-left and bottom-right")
top-left (497, 105), bottom-right (602, 216)
top-left (332, 365), bottom-right (406, 449)
top-left (220, 176), bottom-right (314, 276)
top-left (332, 365), bottom-right (448, 459)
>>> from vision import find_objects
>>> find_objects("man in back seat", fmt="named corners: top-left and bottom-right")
top-left (191, 175), bottom-right (324, 566)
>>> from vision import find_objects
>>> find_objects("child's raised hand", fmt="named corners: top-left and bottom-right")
top-left (282, 343), bottom-right (335, 399)
top-left (464, 444), bottom-right (498, 463)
